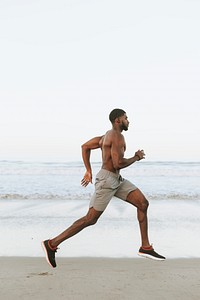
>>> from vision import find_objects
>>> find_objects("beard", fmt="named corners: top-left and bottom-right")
top-left (121, 123), bottom-right (128, 131)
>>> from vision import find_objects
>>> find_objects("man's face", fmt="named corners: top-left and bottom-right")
top-left (119, 113), bottom-right (129, 131)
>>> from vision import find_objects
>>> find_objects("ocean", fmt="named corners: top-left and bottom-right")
top-left (0, 160), bottom-right (200, 259)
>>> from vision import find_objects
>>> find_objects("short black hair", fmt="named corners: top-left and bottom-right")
top-left (109, 108), bottom-right (126, 124)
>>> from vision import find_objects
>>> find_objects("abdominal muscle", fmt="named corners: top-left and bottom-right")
top-left (100, 137), bottom-right (119, 175)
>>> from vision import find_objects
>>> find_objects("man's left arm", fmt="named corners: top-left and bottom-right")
top-left (111, 136), bottom-right (145, 170)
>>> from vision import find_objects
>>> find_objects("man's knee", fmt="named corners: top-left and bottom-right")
top-left (139, 198), bottom-right (149, 212)
top-left (85, 210), bottom-right (102, 226)
top-left (85, 216), bottom-right (98, 226)
top-left (127, 189), bottom-right (149, 212)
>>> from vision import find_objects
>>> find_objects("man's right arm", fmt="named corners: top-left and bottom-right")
top-left (81, 136), bottom-right (104, 169)
top-left (81, 136), bottom-right (104, 186)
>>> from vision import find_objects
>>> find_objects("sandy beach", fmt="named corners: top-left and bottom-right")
top-left (0, 257), bottom-right (199, 300)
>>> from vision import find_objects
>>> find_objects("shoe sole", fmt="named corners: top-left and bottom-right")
top-left (41, 241), bottom-right (56, 268)
top-left (138, 252), bottom-right (165, 261)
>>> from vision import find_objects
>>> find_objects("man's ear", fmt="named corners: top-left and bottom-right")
top-left (116, 117), bottom-right (121, 123)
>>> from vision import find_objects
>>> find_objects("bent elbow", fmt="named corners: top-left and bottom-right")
top-left (81, 144), bottom-right (90, 154)
top-left (81, 143), bottom-right (88, 150)
top-left (81, 143), bottom-right (86, 149)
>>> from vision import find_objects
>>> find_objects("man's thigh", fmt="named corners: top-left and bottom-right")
top-left (115, 179), bottom-right (138, 201)
top-left (126, 188), bottom-right (148, 209)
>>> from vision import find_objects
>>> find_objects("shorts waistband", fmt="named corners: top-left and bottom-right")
top-left (100, 168), bottom-right (123, 180)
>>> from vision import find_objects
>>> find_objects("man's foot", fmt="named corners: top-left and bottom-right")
top-left (42, 240), bottom-right (57, 268)
top-left (138, 246), bottom-right (166, 261)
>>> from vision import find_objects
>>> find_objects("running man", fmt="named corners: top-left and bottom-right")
top-left (42, 108), bottom-right (165, 267)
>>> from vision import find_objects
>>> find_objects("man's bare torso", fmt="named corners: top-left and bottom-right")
top-left (99, 129), bottom-right (126, 174)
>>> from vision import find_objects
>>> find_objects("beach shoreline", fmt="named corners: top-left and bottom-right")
top-left (1, 257), bottom-right (200, 300)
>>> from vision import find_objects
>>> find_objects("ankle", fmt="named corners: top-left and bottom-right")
top-left (141, 245), bottom-right (153, 250)
top-left (48, 240), bottom-right (57, 250)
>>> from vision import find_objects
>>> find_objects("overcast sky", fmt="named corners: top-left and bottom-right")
top-left (1, 0), bottom-right (200, 162)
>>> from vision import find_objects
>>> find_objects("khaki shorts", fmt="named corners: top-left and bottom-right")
top-left (89, 169), bottom-right (138, 211)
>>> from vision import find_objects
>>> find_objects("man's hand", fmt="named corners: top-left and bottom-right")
top-left (81, 170), bottom-right (92, 187)
top-left (135, 149), bottom-right (146, 161)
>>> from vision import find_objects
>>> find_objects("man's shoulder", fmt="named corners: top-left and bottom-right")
top-left (105, 130), bottom-right (124, 141)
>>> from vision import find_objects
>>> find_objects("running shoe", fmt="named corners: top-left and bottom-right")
top-left (138, 246), bottom-right (166, 261)
top-left (42, 240), bottom-right (57, 268)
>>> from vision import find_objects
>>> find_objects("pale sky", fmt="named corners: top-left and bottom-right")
top-left (1, 0), bottom-right (200, 162)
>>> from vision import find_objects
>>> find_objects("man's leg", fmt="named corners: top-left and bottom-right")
top-left (50, 207), bottom-right (103, 248)
top-left (126, 188), bottom-right (150, 248)
top-left (42, 207), bottom-right (103, 267)
top-left (126, 189), bottom-right (165, 260)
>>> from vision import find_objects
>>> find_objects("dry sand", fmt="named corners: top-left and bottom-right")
top-left (0, 257), bottom-right (200, 300)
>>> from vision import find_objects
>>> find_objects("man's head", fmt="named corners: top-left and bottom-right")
top-left (109, 108), bottom-right (126, 123)
top-left (109, 108), bottom-right (129, 131)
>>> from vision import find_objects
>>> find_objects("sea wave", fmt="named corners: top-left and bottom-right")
top-left (0, 193), bottom-right (92, 201)
top-left (0, 192), bottom-right (199, 201)
top-left (1, 160), bottom-right (200, 176)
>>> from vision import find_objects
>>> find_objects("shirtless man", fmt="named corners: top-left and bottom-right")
top-left (42, 108), bottom-right (165, 267)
